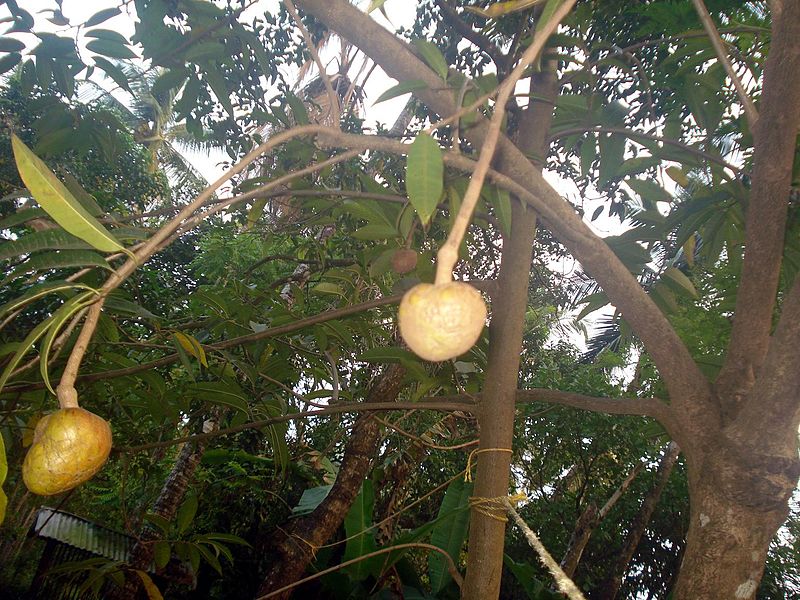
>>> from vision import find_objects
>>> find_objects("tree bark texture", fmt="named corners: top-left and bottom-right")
top-left (111, 419), bottom-right (215, 600)
top-left (461, 64), bottom-right (557, 599)
top-left (255, 363), bottom-right (406, 599)
top-left (595, 442), bottom-right (680, 600)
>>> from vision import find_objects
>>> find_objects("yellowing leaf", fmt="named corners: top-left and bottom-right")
top-left (135, 571), bottom-right (164, 600)
top-left (173, 332), bottom-right (208, 367)
top-left (466, 0), bottom-right (546, 18)
top-left (683, 235), bottom-right (696, 267)
top-left (11, 135), bottom-right (125, 254)
top-left (665, 166), bottom-right (689, 187)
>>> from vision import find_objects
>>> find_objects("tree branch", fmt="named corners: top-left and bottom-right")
top-left (716, 0), bottom-right (800, 412)
top-left (295, 0), bottom-right (709, 415)
top-left (434, 0), bottom-right (508, 72)
top-left (116, 400), bottom-right (475, 453)
top-left (690, 0), bottom-right (758, 127)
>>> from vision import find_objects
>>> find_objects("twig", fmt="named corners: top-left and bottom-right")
top-left (690, 0), bottom-right (758, 127)
top-left (434, 0), bottom-right (578, 284)
top-left (116, 400), bottom-right (475, 453)
top-left (503, 498), bottom-right (587, 600)
top-left (285, 0), bottom-right (341, 126)
top-left (255, 542), bottom-right (463, 599)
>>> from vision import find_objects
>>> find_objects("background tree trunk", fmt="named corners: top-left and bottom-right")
top-left (595, 442), bottom-right (680, 599)
top-left (255, 363), bottom-right (406, 599)
top-left (110, 416), bottom-right (218, 600)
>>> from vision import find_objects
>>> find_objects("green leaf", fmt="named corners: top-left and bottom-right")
top-left (84, 29), bottom-right (129, 45)
top-left (357, 347), bottom-right (419, 364)
top-left (144, 513), bottom-right (171, 534)
top-left (374, 80), bottom-right (428, 104)
top-left (598, 133), bottom-right (626, 187)
top-left (0, 38), bottom-right (25, 52)
top-left (85, 39), bottom-right (136, 60)
top-left (487, 185), bottom-right (512, 238)
top-left (187, 381), bottom-right (249, 414)
top-left (177, 494), bottom-right (198, 535)
top-left (367, 0), bottom-right (390, 13)
top-left (352, 223), bottom-right (398, 240)
top-left (204, 66), bottom-right (234, 118)
top-left (11, 135), bottom-right (125, 253)
top-left (292, 485), bottom-right (332, 516)
top-left (197, 532), bottom-right (251, 546)
top-left (0, 53), bottom-right (22, 75)
top-left (429, 477), bottom-right (472, 593)
top-left (92, 56), bottom-right (132, 93)
top-left (195, 543), bottom-right (223, 575)
top-left (4, 250), bottom-right (113, 284)
top-left (0, 207), bottom-right (47, 229)
top-left (0, 229), bottom-right (93, 260)
top-left (413, 39), bottom-right (448, 80)
top-left (136, 570), bottom-right (164, 600)
top-left (85, 7), bottom-right (121, 27)
top-left (625, 178), bottom-right (672, 206)
top-left (153, 541), bottom-right (171, 570)
top-left (0, 309), bottom-right (61, 394)
top-left (0, 281), bottom-right (97, 319)
top-left (662, 266), bottom-right (698, 298)
top-left (343, 480), bottom-right (379, 581)
top-left (406, 134), bottom-right (443, 226)
top-left (39, 291), bottom-right (96, 394)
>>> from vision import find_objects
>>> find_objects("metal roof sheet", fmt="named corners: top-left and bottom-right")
top-left (31, 508), bottom-right (134, 563)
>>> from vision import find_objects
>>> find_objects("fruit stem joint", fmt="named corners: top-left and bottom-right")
top-left (56, 385), bottom-right (80, 409)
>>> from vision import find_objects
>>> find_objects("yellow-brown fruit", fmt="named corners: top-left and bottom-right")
top-left (22, 407), bottom-right (112, 496)
top-left (391, 248), bottom-right (418, 274)
top-left (398, 281), bottom-right (487, 361)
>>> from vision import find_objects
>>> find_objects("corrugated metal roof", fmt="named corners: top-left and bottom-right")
top-left (31, 508), bottom-right (134, 563)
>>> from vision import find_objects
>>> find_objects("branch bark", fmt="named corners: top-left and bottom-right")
top-left (255, 364), bottom-right (406, 599)
top-left (294, 0), bottom-right (709, 427)
top-left (715, 0), bottom-right (800, 414)
top-left (595, 442), bottom-right (681, 600)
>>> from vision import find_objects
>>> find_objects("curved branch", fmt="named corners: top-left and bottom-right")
top-left (295, 0), bottom-right (710, 421)
top-left (434, 0), bottom-right (509, 71)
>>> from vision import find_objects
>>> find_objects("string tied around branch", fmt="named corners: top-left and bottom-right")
top-left (468, 491), bottom-right (528, 523)
top-left (465, 447), bottom-right (513, 482)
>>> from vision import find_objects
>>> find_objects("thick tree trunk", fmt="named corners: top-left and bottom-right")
top-left (595, 442), bottom-right (680, 600)
top-left (110, 418), bottom-right (217, 600)
top-left (672, 441), bottom-right (798, 599)
top-left (255, 363), bottom-right (406, 599)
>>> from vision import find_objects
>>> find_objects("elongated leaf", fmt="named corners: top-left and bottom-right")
top-left (195, 542), bottom-right (223, 575)
top-left (188, 381), bottom-right (248, 414)
top-left (0, 207), bottom-right (47, 229)
top-left (61, 172), bottom-right (104, 216)
top-left (406, 134), bottom-right (443, 226)
top-left (358, 347), bottom-right (419, 364)
top-left (84, 29), bottom-right (129, 45)
top-left (85, 7), bottom-right (121, 27)
top-left (0, 310), bottom-right (61, 394)
top-left (39, 291), bottom-right (96, 394)
top-left (92, 56), bottom-right (131, 93)
top-left (0, 53), bottom-right (22, 75)
top-left (429, 478), bottom-right (472, 593)
top-left (11, 136), bottom-right (125, 253)
top-left (413, 39), bottom-right (448, 80)
top-left (374, 80), bottom-right (428, 104)
top-left (0, 281), bottom-right (97, 319)
top-left (487, 185), bottom-right (512, 238)
top-left (662, 266), bottom-right (698, 298)
top-left (0, 229), bottom-right (94, 260)
top-left (135, 570), bottom-right (164, 600)
top-left (5, 250), bottom-right (113, 284)
top-left (85, 39), bottom-right (136, 60)
top-left (177, 494), bottom-right (199, 535)
top-left (173, 332), bottom-right (208, 367)
top-left (343, 480), bottom-right (380, 581)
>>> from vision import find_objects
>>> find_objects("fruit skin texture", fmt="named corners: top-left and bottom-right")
top-left (22, 407), bottom-right (112, 496)
top-left (391, 248), bottom-right (418, 274)
top-left (398, 281), bottom-right (487, 361)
